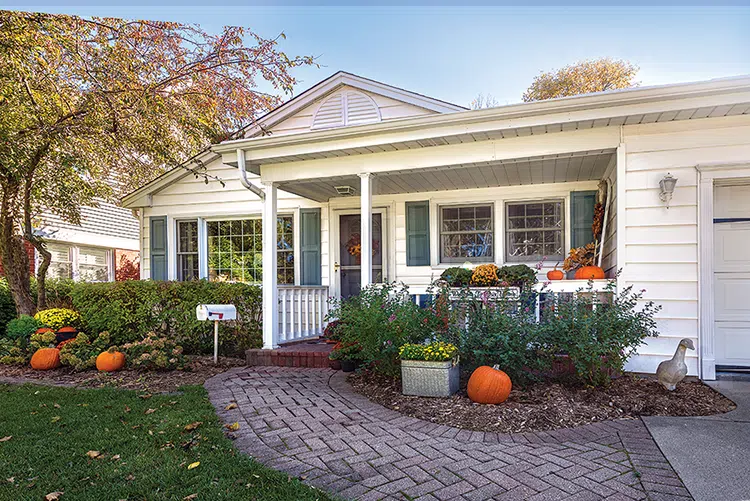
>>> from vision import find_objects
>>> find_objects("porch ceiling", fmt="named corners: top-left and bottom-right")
top-left (279, 149), bottom-right (615, 202)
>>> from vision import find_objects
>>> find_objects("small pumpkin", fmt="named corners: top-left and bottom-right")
top-left (574, 265), bottom-right (605, 280)
top-left (467, 365), bottom-right (512, 404)
top-left (96, 350), bottom-right (126, 372)
top-left (30, 348), bottom-right (61, 370)
top-left (546, 269), bottom-right (564, 281)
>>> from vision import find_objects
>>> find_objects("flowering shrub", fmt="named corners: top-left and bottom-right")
top-left (399, 341), bottom-right (457, 362)
top-left (323, 319), bottom-right (343, 342)
top-left (122, 332), bottom-right (187, 371)
top-left (59, 332), bottom-right (112, 371)
top-left (328, 341), bottom-right (361, 361)
top-left (470, 264), bottom-right (499, 287)
top-left (34, 308), bottom-right (81, 330)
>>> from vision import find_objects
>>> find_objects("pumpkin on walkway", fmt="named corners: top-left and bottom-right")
top-left (574, 265), bottom-right (605, 280)
top-left (467, 365), bottom-right (512, 404)
top-left (96, 349), bottom-right (126, 372)
top-left (30, 348), bottom-right (61, 370)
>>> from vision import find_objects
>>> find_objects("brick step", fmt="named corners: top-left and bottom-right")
top-left (246, 344), bottom-right (334, 369)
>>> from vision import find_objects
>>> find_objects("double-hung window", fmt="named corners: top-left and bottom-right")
top-left (46, 243), bottom-right (111, 281)
top-left (505, 200), bottom-right (564, 262)
top-left (177, 220), bottom-right (199, 281)
top-left (440, 204), bottom-right (493, 263)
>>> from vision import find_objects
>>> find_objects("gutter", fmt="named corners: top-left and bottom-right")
top-left (237, 148), bottom-right (265, 200)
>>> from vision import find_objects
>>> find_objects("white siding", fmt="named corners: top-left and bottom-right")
top-left (601, 156), bottom-right (618, 276)
top-left (622, 114), bottom-right (750, 376)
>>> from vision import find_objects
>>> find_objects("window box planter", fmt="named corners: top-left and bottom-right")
top-left (447, 286), bottom-right (521, 301)
top-left (401, 360), bottom-right (459, 397)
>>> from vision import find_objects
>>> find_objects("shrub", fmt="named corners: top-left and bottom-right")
top-left (328, 341), bottom-right (361, 361)
top-left (439, 267), bottom-right (473, 287)
top-left (59, 332), bottom-right (112, 371)
top-left (122, 332), bottom-right (187, 371)
top-left (0, 280), bottom-right (16, 335)
top-left (470, 264), bottom-right (499, 287)
top-left (497, 264), bottom-right (537, 289)
top-left (34, 308), bottom-right (81, 330)
top-left (327, 283), bottom-right (437, 376)
top-left (0, 338), bottom-right (26, 365)
top-left (6, 315), bottom-right (42, 341)
top-left (70, 280), bottom-right (262, 355)
top-left (540, 281), bottom-right (661, 386)
top-left (0, 278), bottom-right (75, 335)
top-left (28, 329), bottom-right (57, 353)
top-left (399, 341), bottom-right (457, 362)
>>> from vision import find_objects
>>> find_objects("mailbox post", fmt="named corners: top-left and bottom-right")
top-left (196, 304), bottom-right (237, 364)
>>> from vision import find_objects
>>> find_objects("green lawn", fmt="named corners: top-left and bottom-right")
top-left (0, 384), bottom-right (332, 501)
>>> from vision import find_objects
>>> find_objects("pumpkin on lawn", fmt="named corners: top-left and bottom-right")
top-left (467, 365), bottom-right (512, 404)
top-left (96, 349), bottom-right (126, 372)
top-left (30, 348), bottom-right (61, 371)
top-left (574, 265), bottom-right (605, 280)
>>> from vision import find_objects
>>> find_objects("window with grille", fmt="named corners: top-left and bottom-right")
top-left (78, 246), bottom-right (109, 281)
top-left (207, 216), bottom-right (294, 284)
top-left (47, 243), bottom-right (111, 281)
top-left (47, 243), bottom-right (73, 279)
top-left (439, 204), bottom-right (493, 263)
top-left (505, 200), bottom-right (564, 262)
top-left (177, 220), bottom-right (199, 281)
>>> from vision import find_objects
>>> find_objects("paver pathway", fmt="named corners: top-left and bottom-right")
top-left (205, 367), bottom-right (692, 501)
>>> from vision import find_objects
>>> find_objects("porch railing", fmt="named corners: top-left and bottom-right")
top-left (278, 286), bottom-right (329, 344)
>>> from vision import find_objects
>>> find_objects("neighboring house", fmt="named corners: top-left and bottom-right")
top-left (0, 202), bottom-right (141, 282)
top-left (123, 71), bottom-right (750, 380)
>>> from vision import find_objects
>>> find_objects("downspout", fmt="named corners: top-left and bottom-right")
top-left (237, 148), bottom-right (265, 200)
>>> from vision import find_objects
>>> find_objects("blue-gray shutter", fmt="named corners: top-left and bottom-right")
top-left (570, 191), bottom-right (597, 250)
top-left (300, 209), bottom-right (321, 285)
top-left (406, 201), bottom-right (430, 266)
top-left (149, 216), bottom-right (168, 281)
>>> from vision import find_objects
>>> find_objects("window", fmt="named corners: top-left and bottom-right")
top-left (440, 204), bottom-right (493, 263)
top-left (46, 243), bottom-right (111, 281)
top-left (207, 216), bottom-right (294, 284)
top-left (47, 243), bottom-right (73, 279)
top-left (177, 220), bottom-right (199, 281)
top-left (506, 200), bottom-right (564, 262)
top-left (78, 246), bottom-right (109, 281)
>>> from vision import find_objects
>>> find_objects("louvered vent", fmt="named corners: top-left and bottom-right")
top-left (311, 90), bottom-right (381, 130)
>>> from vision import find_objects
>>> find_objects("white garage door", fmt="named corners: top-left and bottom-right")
top-left (714, 184), bottom-right (750, 368)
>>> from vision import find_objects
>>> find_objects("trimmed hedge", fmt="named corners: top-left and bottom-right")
top-left (0, 279), bottom-right (262, 356)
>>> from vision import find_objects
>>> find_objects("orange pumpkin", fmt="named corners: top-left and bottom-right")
top-left (30, 348), bottom-right (61, 370)
top-left (96, 350), bottom-right (126, 372)
top-left (36, 327), bottom-right (54, 334)
top-left (546, 269), bottom-right (564, 281)
top-left (467, 365), bottom-right (512, 404)
top-left (574, 265), bottom-right (605, 280)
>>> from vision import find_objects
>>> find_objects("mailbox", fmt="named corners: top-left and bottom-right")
top-left (196, 304), bottom-right (237, 322)
top-left (196, 304), bottom-right (237, 364)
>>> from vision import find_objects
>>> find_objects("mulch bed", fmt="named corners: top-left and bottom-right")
top-left (349, 370), bottom-right (737, 434)
top-left (0, 356), bottom-right (245, 393)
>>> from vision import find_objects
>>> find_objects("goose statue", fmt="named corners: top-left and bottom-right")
top-left (656, 338), bottom-right (695, 391)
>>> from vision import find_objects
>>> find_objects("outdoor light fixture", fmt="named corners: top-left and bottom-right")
top-left (659, 173), bottom-right (677, 209)
top-left (335, 185), bottom-right (355, 196)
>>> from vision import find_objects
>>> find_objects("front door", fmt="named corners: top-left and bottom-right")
top-left (714, 184), bottom-right (750, 369)
top-left (336, 212), bottom-right (384, 299)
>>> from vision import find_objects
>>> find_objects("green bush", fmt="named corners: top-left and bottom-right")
top-left (5, 315), bottom-right (42, 341)
top-left (70, 280), bottom-right (262, 356)
top-left (0, 280), bottom-right (16, 336)
top-left (327, 283), bottom-right (437, 375)
top-left (122, 332), bottom-right (187, 371)
top-left (0, 338), bottom-right (27, 365)
top-left (497, 264), bottom-right (537, 289)
top-left (439, 267), bottom-right (473, 287)
top-left (59, 332), bottom-right (112, 371)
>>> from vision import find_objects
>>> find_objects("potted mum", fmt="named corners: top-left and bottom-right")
top-left (399, 341), bottom-right (459, 397)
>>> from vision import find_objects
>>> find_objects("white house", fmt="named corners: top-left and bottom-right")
top-left (122, 71), bottom-right (750, 379)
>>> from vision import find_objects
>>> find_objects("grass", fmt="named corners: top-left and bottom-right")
top-left (0, 384), bottom-right (333, 501)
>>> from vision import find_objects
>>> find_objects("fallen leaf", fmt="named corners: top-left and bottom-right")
top-left (6, 477), bottom-right (14, 483)
top-left (124, 406), bottom-right (131, 413)
top-left (125, 474), bottom-right (135, 481)
top-left (183, 495), bottom-right (198, 500)
top-left (299, 474), bottom-right (308, 480)
top-left (224, 422), bottom-right (240, 432)
top-left (148, 430), bottom-right (153, 436)
top-left (225, 403), bottom-right (238, 410)
top-left (110, 455), bottom-right (121, 461)
top-left (187, 461), bottom-right (200, 470)
top-left (53, 403), bottom-right (61, 409)
top-left (51, 416), bottom-right (61, 423)
top-left (138, 394), bottom-right (152, 400)
top-left (86, 450), bottom-right (103, 459)
top-left (144, 409), bottom-right (156, 415)
top-left (184, 422), bottom-right (202, 431)
top-left (44, 491), bottom-right (64, 500)
top-left (0, 436), bottom-right (11, 442)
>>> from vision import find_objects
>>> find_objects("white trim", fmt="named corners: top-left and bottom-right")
top-left (616, 144), bottom-right (627, 293)
top-left (697, 162), bottom-right (750, 380)
top-left (197, 217), bottom-right (208, 280)
top-left (262, 182), bottom-right (279, 349)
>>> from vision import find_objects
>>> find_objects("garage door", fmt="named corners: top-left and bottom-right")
top-left (714, 183), bottom-right (750, 369)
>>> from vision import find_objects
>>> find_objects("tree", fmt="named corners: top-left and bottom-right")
top-left (0, 11), bottom-right (313, 315)
top-left (470, 93), bottom-right (499, 110)
top-left (522, 58), bottom-right (639, 102)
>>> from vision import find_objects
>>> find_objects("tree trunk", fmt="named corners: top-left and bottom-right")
top-left (0, 189), bottom-right (36, 316)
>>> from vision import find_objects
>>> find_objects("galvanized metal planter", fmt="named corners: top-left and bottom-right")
top-left (401, 360), bottom-right (459, 397)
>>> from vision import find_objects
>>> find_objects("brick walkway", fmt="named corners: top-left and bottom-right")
top-left (205, 367), bottom-right (693, 501)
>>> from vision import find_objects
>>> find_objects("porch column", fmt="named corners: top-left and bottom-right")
top-left (359, 172), bottom-right (373, 287)
top-left (262, 181), bottom-right (279, 349)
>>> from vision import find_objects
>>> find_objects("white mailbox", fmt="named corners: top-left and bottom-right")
top-left (196, 304), bottom-right (237, 322)
top-left (196, 304), bottom-right (237, 364)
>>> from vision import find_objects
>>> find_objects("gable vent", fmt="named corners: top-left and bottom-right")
top-left (311, 90), bottom-right (381, 130)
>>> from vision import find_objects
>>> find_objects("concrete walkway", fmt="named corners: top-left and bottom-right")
top-left (643, 378), bottom-right (750, 501)
top-left (206, 367), bottom-right (693, 501)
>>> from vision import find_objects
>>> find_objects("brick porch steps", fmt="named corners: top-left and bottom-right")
top-left (246, 340), bottom-right (334, 369)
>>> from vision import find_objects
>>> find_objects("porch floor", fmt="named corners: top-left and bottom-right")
top-left (246, 339), bottom-right (334, 369)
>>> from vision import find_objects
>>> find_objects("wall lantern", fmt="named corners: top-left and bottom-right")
top-left (659, 173), bottom-right (677, 209)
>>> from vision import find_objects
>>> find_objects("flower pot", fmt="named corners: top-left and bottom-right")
top-left (55, 326), bottom-right (78, 344)
top-left (328, 359), bottom-right (342, 370)
top-left (340, 359), bottom-right (356, 372)
top-left (574, 265), bottom-right (605, 280)
top-left (400, 360), bottom-right (459, 397)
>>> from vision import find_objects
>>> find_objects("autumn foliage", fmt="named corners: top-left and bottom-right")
top-left (523, 58), bottom-right (639, 102)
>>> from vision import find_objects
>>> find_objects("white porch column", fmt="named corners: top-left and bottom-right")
top-left (262, 181), bottom-right (279, 349)
top-left (359, 172), bottom-right (373, 287)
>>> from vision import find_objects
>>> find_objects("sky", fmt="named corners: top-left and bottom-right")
top-left (6, 2), bottom-right (750, 108)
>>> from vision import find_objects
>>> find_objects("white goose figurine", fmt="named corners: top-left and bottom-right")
top-left (656, 338), bottom-right (695, 391)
